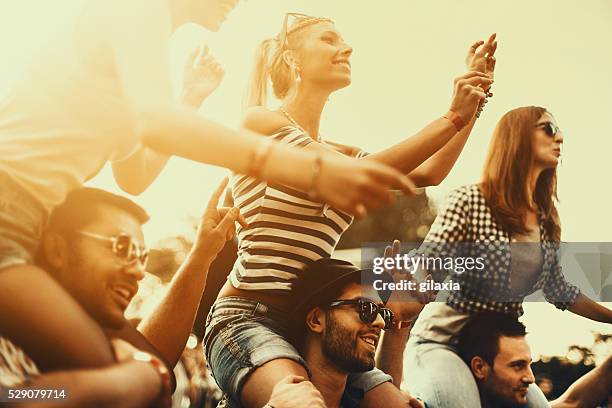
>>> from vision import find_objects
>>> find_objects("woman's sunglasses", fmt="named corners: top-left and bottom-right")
top-left (329, 299), bottom-right (395, 331)
top-left (278, 12), bottom-right (332, 50)
top-left (535, 122), bottom-right (561, 138)
top-left (78, 231), bottom-right (149, 266)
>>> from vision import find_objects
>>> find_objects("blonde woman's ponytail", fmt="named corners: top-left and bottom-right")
top-left (244, 38), bottom-right (277, 109)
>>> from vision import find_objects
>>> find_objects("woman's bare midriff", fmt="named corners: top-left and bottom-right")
top-left (217, 280), bottom-right (295, 311)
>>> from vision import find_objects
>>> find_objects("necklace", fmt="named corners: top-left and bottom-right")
top-left (279, 108), bottom-right (320, 142)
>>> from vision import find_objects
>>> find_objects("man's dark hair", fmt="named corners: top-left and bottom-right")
top-left (46, 187), bottom-right (149, 235)
top-left (456, 312), bottom-right (527, 367)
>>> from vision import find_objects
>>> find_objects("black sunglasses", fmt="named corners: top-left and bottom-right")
top-left (329, 299), bottom-right (394, 331)
top-left (535, 122), bottom-right (561, 138)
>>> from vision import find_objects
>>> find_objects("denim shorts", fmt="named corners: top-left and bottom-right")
top-left (0, 171), bottom-right (46, 271)
top-left (203, 296), bottom-right (392, 408)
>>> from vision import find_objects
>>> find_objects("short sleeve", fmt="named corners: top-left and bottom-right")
top-left (269, 126), bottom-right (314, 148)
top-left (355, 150), bottom-right (370, 158)
top-left (543, 253), bottom-right (580, 310)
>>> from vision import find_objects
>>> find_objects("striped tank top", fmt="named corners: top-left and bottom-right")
top-left (229, 126), bottom-right (364, 293)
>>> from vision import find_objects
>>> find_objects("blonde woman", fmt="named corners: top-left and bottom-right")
top-left (204, 13), bottom-right (496, 408)
top-left (0, 0), bottom-right (413, 381)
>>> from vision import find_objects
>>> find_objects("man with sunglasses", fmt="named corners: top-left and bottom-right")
top-left (0, 181), bottom-right (242, 407)
top-left (263, 258), bottom-right (425, 408)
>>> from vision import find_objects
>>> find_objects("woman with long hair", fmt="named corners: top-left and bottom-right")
top-left (0, 0), bottom-right (413, 379)
top-left (203, 13), bottom-right (496, 408)
top-left (404, 106), bottom-right (612, 407)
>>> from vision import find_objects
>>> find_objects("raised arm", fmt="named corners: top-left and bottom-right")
top-left (568, 293), bottom-right (612, 323)
top-left (406, 34), bottom-right (497, 186)
top-left (364, 35), bottom-right (497, 187)
top-left (112, 44), bottom-right (225, 195)
top-left (551, 355), bottom-right (612, 408)
top-left (360, 241), bottom-right (428, 408)
top-left (138, 178), bottom-right (246, 366)
top-left (94, 0), bottom-right (413, 217)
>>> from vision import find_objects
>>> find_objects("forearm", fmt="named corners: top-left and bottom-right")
top-left (363, 116), bottom-right (458, 177)
top-left (551, 356), bottom-right (612, 408)
top-left (138, 250), bottom-right (213, 366)
top-left (375, 328), bottom-right (410, 387)
top-left (568, 293), bottom-right (612, 323)
top-left (179, 89), bottom-right (206, 110)
top-left (140, 105), bottom-right (316, 191)
top-left (15, 361), bottom-right (161, 408)
top-left (0, 266), bottom-right (114, 372)
top-left (407, 114), bottom-right (476, 187)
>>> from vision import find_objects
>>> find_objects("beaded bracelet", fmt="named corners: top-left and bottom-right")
top-left (476, 88), bottom-right (494, 118)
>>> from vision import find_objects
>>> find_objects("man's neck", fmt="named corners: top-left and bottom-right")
top-left (480, 389), bottom-right (516, 408)
top-left (303, 343), bottom-right (348, 408)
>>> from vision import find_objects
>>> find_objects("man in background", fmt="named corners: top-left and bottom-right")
top-left (457, 312), bottom-right (612, 408)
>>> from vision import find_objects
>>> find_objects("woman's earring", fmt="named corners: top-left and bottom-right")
top-left (294, 65), bottom-right (302, 84)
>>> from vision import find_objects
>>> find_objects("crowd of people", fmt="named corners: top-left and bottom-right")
top-left (1, 0), bottom-right (611, 407)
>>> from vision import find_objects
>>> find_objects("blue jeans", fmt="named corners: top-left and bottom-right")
top-left (405, 336), bottom-right (550, 408)
top-left (204, 296), bottom-right (392, 408)
top-left (0, 171), bottom-right (46, 271)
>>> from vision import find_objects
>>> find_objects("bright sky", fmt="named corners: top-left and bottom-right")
top-left (1, 0), bottom-right (610, 360)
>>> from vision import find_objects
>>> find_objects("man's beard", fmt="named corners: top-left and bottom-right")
top-left (321, 311), bottom-right (375, 373)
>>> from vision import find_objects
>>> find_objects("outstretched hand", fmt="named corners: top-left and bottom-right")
top-left (465, 33), bottom-right (497, 83)
top-left (191, 177), bottom-right (247, 262)
top-left (448, 71), bottom-right (493, 125)
top-left (181, 44), bottom-right (225, 108)
top-left (316, 154), bottom-right (417, 218)
top-left (382, 240), bottom-right (432, 323)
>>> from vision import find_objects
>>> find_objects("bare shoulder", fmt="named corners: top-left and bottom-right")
top-left (242, 106), bottom-right (291, 135)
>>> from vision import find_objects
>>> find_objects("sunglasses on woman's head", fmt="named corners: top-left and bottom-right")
top-left (328, 299), bottom-right (395, 331)
top-left (278, 12), bottom-right (333, 50)
top-left (535, 122), bottom-right (561, 138)
top-left (77, 231), bottom-right (149, 266)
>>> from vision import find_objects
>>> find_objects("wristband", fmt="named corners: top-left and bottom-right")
top-left (443, 110), bottom-right (465, 132)
top-left (390, 319), bottom-right (414, 330)
top-left (248, 139), bottom-right (273, 178)
top-left (133, 351), bottom-right (172, 406)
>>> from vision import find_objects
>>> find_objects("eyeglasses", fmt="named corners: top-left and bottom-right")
top-left (535, 122), bottom-right (561, 138)
top-left (328, 299), bottom-right (395, 331)
top-left (77, 231), bottom-right (149, 266)
top-left (278, 12), bottom-right (332, 50)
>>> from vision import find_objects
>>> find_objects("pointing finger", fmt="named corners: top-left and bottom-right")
top-left (206, 177), bottom-right (229, 212)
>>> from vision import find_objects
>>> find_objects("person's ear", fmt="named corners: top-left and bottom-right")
top-left (281, 50), bottom-right (298, 69)
top-left (305, 307), bottom-right (325, 334)
top-left (471, 356), bottom-right (490, 380)
top-left (41, 232), bottom-right (69, 273)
